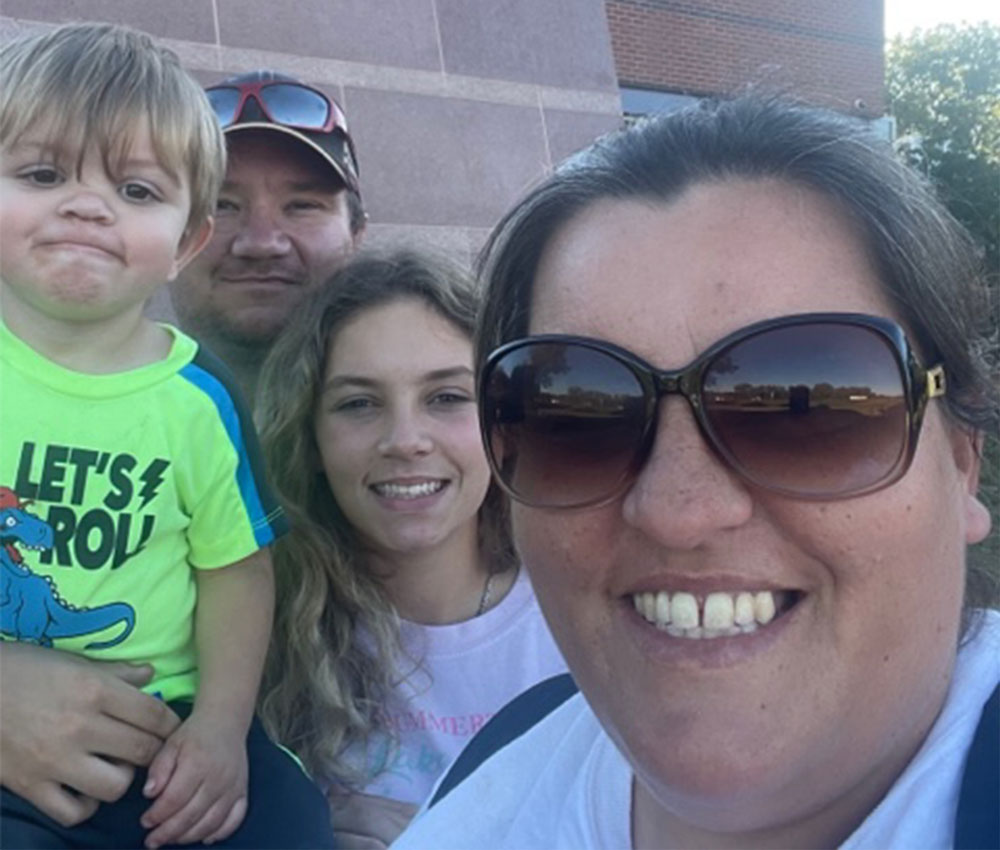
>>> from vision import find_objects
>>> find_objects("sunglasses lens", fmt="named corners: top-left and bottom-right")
top-left (703, 323), bottom-right (908, 497)
top-left (483, 342), bottom-right (648, 507)
top-left (206, 87), bottom-right (241, 126)
top-left (259, 84), bottom-right (331, 129)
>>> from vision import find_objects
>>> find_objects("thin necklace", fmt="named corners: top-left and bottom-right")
top-left (476, 572), bottom-right (496, 617)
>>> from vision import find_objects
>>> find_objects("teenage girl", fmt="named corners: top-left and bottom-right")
top-left (254, 248), bottom-right (566, 847)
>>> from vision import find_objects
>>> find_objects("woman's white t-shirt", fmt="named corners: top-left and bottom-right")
top-left (392, 609), bottom-right (1000, 849)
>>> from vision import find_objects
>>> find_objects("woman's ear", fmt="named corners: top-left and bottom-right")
top-left (952, 429), bottom-right (992, 546)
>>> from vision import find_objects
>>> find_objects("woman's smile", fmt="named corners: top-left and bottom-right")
top-left (630, 587), bottom-right (802, 637)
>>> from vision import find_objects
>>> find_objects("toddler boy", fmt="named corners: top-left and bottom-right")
top-left (0, 22), bottom-right (332, 848)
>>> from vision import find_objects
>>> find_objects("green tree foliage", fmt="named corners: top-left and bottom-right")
top-left (887, 22), bottom-right (999, 274)
top-left (887, 23), bottom-right (998, 595)
top-left (886, 23), bottom-right (1000, 588)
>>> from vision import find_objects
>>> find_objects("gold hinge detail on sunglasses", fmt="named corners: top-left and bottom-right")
top-left (927, 365), bottom-right (946, 398)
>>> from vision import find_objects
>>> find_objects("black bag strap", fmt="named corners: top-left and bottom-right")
top-left (429, 673), bottom-right (578, 808)
top-left (954, 682), bottom-right (999, 850)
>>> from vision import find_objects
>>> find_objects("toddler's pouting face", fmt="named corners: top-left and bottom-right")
top-left (0, 119), bottom-right (210, 328)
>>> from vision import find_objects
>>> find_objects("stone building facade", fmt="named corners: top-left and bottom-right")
top-left (1, 1), bottom-right (885, 258)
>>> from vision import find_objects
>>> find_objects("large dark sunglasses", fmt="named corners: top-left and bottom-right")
top-left (479, 313), bottom-right (945, 509)
top-left (206, 81), bottom-right (346, 133)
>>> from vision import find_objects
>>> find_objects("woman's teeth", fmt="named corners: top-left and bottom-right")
top-left (631, 590), bottom-right (790, 639)
top-left (372, 480), bottom-right (445, 499)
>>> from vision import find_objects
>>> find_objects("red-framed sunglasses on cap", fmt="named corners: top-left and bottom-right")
top-left (206, 79), bottom-right (348, 134)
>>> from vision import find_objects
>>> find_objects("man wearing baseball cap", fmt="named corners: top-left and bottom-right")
top-left (170, 70), bottom-right (366, 402)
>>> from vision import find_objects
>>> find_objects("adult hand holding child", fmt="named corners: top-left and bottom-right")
top-left (0, 643), bottom-right (179, 825)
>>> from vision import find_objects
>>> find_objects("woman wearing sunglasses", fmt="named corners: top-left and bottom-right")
top-left (391, 95), bottom-right (998, 849)
top-left (252, 249), bottom-right (565, 848)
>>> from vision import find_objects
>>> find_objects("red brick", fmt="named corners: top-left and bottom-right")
top-left (605, 0), bottom-right (884, 113)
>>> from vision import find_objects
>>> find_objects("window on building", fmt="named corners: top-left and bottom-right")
top-left (620, 87), bottom-right (699, 123)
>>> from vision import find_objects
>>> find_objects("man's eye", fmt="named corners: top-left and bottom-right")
top-left (120, 182), bottom-right (159, 202)
top-left (216, 198), bottom-right (239, 213)
top-left (19, 166), bottom-right (63, 187)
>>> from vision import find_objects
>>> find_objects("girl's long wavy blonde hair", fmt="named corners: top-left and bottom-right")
top-left (255, 246), bottom-right (515, 788)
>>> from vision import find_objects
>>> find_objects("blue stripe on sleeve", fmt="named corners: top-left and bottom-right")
top-left (179, 362), bottom-right (275, 548)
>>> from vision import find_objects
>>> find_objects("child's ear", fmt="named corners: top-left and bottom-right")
top-left (168, 217), bottom-right (215, 281)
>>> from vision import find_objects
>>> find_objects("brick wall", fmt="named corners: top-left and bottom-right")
top-left (606, 0), bottom-right (885, 114)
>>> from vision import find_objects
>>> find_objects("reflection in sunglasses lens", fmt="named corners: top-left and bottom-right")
top-left (260, 84), bottom-right (331, 129)
top-left (206, 87), bottom-right (241, 126)
top-left (486, 343), bottom-right (647, 507)
top-left (703, 324), bottom-right (907, 497)
top-left (485, 321), bottom-right (913, 507)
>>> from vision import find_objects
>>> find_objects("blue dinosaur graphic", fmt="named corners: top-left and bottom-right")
top-left (1, 488), bottom-right (135, 650)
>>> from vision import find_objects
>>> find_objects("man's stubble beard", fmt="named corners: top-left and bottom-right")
top-left (200, 310), bottom-right (288, 352)
top-left (172, 275), bottom-right (308, 355)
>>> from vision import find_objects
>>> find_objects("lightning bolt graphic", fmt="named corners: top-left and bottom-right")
top-left (137, 459), bottom-right (169, 510)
